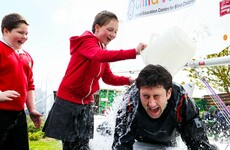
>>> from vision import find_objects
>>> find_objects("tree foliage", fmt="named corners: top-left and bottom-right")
top-left (184, 46), bottom-right (230, 94)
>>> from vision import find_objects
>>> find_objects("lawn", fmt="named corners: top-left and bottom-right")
top-left (29, 138), bottom-right (62, 150)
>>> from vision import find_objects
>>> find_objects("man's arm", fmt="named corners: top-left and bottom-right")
top-left (112, 85), bottom-right (139, 150)
top-left (176, 86), bottom-right (218, 149)
top-left (112, 111), bottom-right (136, 150)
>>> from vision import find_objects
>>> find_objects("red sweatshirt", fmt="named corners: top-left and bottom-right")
top-left (0, 41), bottom-right (35, 111)
top-left (57, 31), bottom-right (136, 104)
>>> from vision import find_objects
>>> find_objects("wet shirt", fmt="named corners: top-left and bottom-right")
top-left (133, 100), bottom-right (177, 145)
top-left (112, 84), bottom-right (212, 150)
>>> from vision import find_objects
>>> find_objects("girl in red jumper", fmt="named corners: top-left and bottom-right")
top-left (43, 10), bottom-right (147, 150)
top-left (0, 13), bottom-right (42, 150)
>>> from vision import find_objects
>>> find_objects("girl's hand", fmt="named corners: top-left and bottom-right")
top-left (129, 77), bottom-right (136, 85)
top-left (136, 43), bottom-right (147, 55)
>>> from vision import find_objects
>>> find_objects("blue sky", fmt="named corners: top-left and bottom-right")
top-left (1, 0), bottom-right (229, 94)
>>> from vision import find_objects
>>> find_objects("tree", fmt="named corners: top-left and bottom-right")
top-left (183, 46), bottom-right (230, 94)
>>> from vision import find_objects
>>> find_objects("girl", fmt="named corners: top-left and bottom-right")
top-left (43, 10), bottom-right (147, 150)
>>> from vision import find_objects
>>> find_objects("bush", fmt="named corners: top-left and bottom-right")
top-left (193, 98), bottom-right (207, 112)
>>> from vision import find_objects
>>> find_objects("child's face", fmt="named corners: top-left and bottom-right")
top-left (3, 23), bottom-right (29, 50)
top-left (94, 19), bottom-right (118, 46)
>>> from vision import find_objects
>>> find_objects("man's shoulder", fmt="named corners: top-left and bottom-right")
top-left (126, 84), bottom-right (139, 95)
top-left (122, 84), bottom-right (139, 113)
top-left (171, 83), bottom-right (183, 99)
top-left (172, 83), bottom-right (188, 97)
top-left (172, 82), bottom-right (183, 91)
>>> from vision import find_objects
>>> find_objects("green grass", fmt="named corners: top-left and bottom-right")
top-left (29, 138), bottom-right (62, 150)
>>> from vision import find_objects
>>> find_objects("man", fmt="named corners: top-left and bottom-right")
top-left (112, 64), bottom-right (217, 150)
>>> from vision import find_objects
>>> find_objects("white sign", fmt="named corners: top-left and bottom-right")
top-left (127, 0), bottom-right (196, 20)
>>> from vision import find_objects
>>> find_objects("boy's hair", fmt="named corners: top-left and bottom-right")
top-left (136, 64), bottom-right (173, 91)
top-left (92, 10), bottom-right (118, 33)
top-left (1, 13), bottom-right (29, 33)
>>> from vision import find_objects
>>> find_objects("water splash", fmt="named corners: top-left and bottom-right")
top-left (89, 93), bottom-right (230, 150)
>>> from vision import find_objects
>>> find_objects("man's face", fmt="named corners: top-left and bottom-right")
top-left (140, 85), bottom-right (172, 119)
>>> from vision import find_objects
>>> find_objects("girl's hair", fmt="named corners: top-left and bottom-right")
top-left (92, 10), bottom-right (118, 33)
top-left (1, 13), bottom-right (29, 33)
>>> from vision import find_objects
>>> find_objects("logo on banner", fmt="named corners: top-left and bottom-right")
top-left (220, 0), bottom-right (230, 17)
top-left (127, 0), bottom-right (196, 21)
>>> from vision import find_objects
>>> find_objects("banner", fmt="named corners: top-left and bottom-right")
top-left (220, 0), bottom-right (230, 17)
top-left (127, 0), bottom-right (196, 21)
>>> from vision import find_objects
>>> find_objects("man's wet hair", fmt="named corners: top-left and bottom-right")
top-left (136, 64), bottom-right (172, 91)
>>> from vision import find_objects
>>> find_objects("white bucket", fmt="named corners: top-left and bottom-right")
top-left (141, 27), bottom-right (196, 77)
